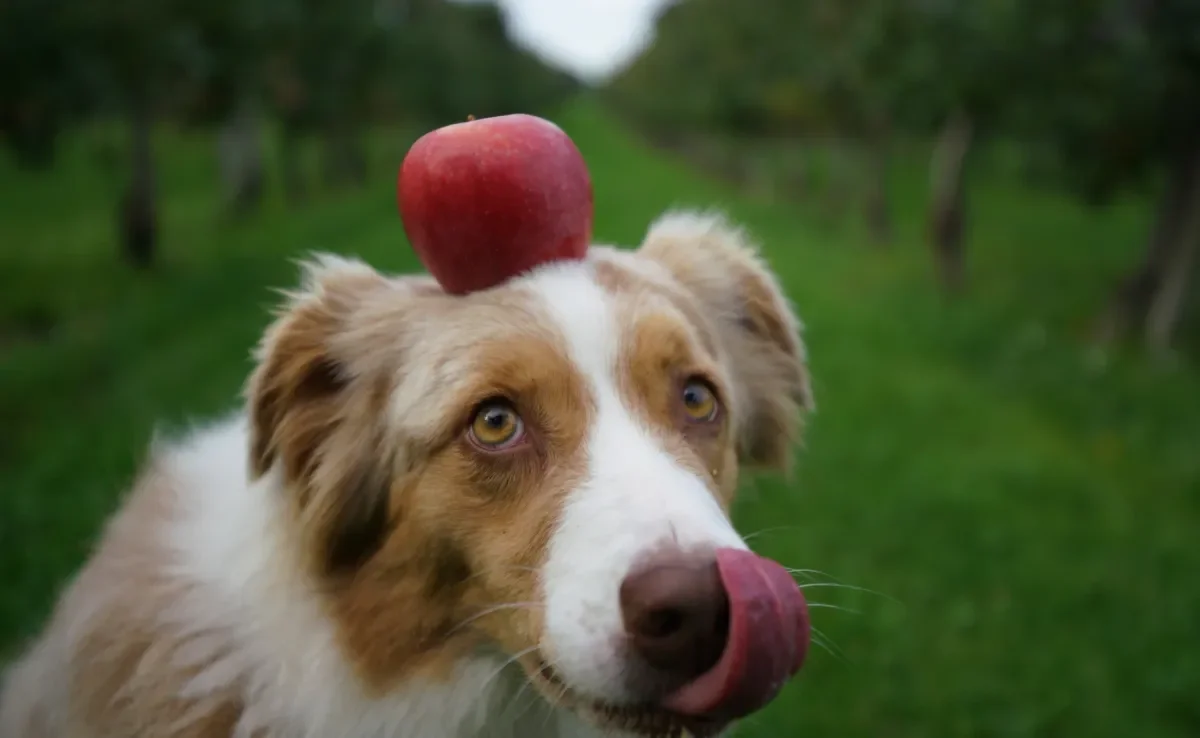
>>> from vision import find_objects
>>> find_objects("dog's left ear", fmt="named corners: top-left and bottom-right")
top-left (638, 210), bottom-right (814, 472)
top-left (245, 255), bottom-right (404, 574)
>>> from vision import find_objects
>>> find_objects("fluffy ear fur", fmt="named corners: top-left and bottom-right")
top-left (245, 254), bottom-right (407, 574)
top-left (638, 210), bottom-right (814, 471)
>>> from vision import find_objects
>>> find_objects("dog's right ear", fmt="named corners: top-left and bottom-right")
top-left (245, 255), bottom-right (408, 573)
top-left (638, 211), bottom-right (814, 473)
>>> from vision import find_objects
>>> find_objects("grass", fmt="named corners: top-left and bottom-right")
top-left (2, 98), bottom-right (1198, 738)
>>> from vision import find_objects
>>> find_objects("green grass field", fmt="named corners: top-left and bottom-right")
top-left (2, 99), bottom-right (1198, 738)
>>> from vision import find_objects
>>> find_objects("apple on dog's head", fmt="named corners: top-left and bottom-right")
top-left (396, 113), bottom-right (593, 295)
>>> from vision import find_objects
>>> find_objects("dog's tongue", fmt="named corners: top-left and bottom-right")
top-left (662, 548), bottom-right (810, 720)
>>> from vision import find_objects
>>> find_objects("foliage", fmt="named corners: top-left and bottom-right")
top-left (614, 0), bottom-right (1200, 196)
top-left (0, 0), bottom-right (96, 167)
top-left (1003, 0), bottom-right (1200, 203)
top-left (0, 0), bottom-right (580, 270)
top-left (609, 0), bottom-right (1200, 345)
top-left (0, 0), bottom-right (580, 163)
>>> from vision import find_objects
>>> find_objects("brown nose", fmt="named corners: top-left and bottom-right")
top-left (619, 552), bottom-right (731, 684)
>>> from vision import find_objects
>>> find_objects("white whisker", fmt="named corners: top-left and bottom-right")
top-left (811, 626), bottom-right (850, 663)
top-left (475, 645), bottom-right (540, 701)
top-left (798, 582), bottom-right (903, 606)
top-left (447, 601), bottom-right (541, 635)
top-left (461, 565), bottom-right (541, 585)
top-left (537, 656), bottom-right (571, 731)
top-left (502, 677), bottom-right (543, 725)
top-left (806, 602), bottom-right (861, 615)
top-left (742, 525), bottom-right (805, 544)
top-left (504, 657), bottom-right (561, 726)
top-left (786, 567), bottom-right (844, 583)
top-left (810, 633), bottom-right (836, 658)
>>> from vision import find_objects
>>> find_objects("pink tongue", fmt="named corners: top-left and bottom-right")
top-left (662, 548), bottom-right (810, 719)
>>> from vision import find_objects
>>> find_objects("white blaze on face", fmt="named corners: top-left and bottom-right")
top-left (527, 262), bottom-right (749, 702)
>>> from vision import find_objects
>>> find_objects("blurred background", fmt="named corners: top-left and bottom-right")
top-left (1, 0), bottom-right (1198, 736)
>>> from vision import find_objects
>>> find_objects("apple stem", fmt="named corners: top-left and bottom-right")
top-left (467, 114), bottom-right (476, 122)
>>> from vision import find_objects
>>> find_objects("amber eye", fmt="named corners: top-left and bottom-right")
top-left (681, 379), bottom-right (719, 422)
top-left (469, 400), bottom-right (525, 449)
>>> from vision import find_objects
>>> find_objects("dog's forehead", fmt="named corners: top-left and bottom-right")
top-left (513, 252), bottom-right (711, 371)
top-left (406, 251), bottom-right (689, 349)
top-left (520, 261), bottom-right (622, 373)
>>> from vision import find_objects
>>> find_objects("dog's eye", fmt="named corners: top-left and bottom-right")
top-left (468, 401), bottom-right (525, 449)
top-left (681, 379), bottom-right (719, 422)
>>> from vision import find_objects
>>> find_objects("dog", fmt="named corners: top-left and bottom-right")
top-left (0, 209), bottom-right (815, 738)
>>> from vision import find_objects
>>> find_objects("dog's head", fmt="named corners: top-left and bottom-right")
top-left (246, 210), bottom-right (814, 735)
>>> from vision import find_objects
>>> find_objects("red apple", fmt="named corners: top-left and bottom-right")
top-left (396, 113), bottom-right (594, 295)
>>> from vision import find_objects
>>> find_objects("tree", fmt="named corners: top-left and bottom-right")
top-left (69, 0), bottom-right (197, 268)
top-left (980, 0), bottom-right (1200, 350)
top-left (174, 0), bottom-right (278, 217)
top-left (1064, 0), bottom-right (1200, 351)
top-left (0, 0), bottom-right (95, 169)
top-left (3, 0), bottom-right (581, 268)
top-left (611, 0), bottom-right (1200, 350)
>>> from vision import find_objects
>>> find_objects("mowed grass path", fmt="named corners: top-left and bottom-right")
top-left (2, 100), bottom-right (1198, 738)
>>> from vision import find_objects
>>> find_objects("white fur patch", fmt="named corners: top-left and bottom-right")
top-left (529, 263), bottom-right (748, 702)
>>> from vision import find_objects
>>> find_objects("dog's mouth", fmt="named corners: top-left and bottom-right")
top-left (520, 549), bottom-right (812, 737)
top-left (523, 656), bottom-right (728, 738)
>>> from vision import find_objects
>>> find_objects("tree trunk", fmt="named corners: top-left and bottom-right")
top-left (782, 144), bottom-right (810, 201)
top-left (927, 112), bottom-right (974, 292)
top-left (1144, 149), bottom-right (1200, 353)
top-left (119, 101), bottom-right (157, 270)
top-left (6, 97), bottom-right (59, 170)
top-left (822, 141), bottom-right (854, 224)
top-left (320, 130), bottom-right (341, 188)
top-left (280, 120), bottom-right (308, 205)
top-left (217, 95), bottom-right (266, 219)
top-left (1094, 147), bottom-right (1197, 345)
top-left (321, 123), bottom-right (368, 189)
top-left (864, 126), bottom-right (892, 246)
top-left (348, 127), bottom-right (368, 185)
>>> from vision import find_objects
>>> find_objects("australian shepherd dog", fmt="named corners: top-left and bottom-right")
top-left (1, 210), bottom-right (816, 738)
